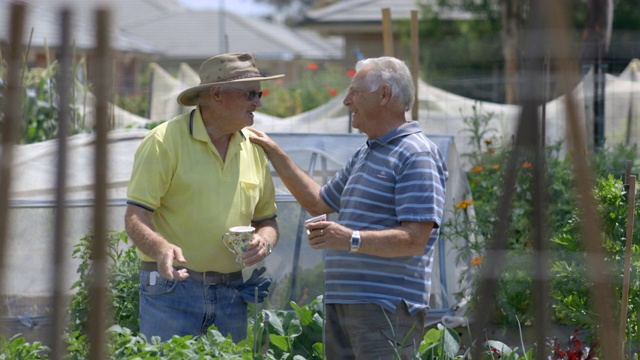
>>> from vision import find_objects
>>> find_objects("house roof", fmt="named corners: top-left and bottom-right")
top-left (122, 9), bottom-right (343, 61)
top-left (301, 0), bottom-right (473, 33)
top-left (0, 0), bottom-right (342, 61)
top-left (0, 0), bottom-right (159, 54)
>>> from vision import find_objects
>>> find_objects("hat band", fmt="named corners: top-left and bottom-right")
top-left (209, 73), bottom-right (265, 84)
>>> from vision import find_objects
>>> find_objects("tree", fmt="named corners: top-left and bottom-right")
top-left (414, 0), bottom-right (640, 103)
top-left (254, 0), bottom-right (320, 23)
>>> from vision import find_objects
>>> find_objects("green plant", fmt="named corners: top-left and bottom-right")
top-left (443, 106), bottom-right (640, 353)
top-left (114, 63), bottom-right (152, 119)
top-left (0, 45), bottom-right (91, 144)
top-left (107, 325), bottom-right (258, 359)
top-left (550, 175), bottom-right (640, 349)
top-left (67, 230), bottom-right (140, 336)
top-left (0, 334), bottom-right (50, 359)
top-left (415, 325), bottom-right (462, 359)
top-left (259, 62), bottom-right (352, 118)
top-left (253, 297), bottom-right (324, 359)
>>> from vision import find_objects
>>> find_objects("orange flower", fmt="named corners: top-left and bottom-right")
top-left (307, 63), bottom-right (318, 70)
top-left (261, 89), bottom-right (269, 97)
top-left (346, 69), bottom-right (356, 77)
top-left (328, 88), bottom-right (338, 97)
top-left (471, 256), bottom-right (483, 266)
top-left (484, 139), bottom-right (492, 145)
top-left (455, 199), bottom-right (473, 210)
top-left (522, 161), bottom-right (532, 169)
top-left (472, 166), bottom-right (483, 173)
top-left (492, 164), bottom-right (500, 170)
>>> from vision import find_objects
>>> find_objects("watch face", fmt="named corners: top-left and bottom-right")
top-left (350, 231), bottom-right (361, 252)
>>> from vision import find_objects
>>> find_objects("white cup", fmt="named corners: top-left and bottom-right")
top-left (222, 226), bottom-right (255, 262)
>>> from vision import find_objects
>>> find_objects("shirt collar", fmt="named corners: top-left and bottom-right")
top-left (189, 108), bottom-right (247, 143)
top-left (367, 121), bottom-right (421, 148)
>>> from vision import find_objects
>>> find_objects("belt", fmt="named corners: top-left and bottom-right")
top-left (141, 261), bottom-right (242, 285)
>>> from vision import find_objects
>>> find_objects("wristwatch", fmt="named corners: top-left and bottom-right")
top-left (349, 230), bottom-right (361, 253)
top-left (266, 241), bottom-right (273, 255)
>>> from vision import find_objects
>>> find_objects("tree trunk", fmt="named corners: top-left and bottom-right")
top-left (501, 0), bottom-right (521, 104)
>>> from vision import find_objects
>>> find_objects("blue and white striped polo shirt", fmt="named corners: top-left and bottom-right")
top-left (319, 121), bottom-right (448, 314)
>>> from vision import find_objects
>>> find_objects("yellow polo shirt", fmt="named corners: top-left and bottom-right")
top-left (126, 109), bottom-right (277, 273)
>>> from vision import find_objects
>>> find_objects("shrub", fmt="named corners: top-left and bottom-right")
top-left (443, 106), bottom-right (640, 355)
top-left (259, 62), bottom-right (353, 118)
top-left (0, 48), bottom-right (91, 143)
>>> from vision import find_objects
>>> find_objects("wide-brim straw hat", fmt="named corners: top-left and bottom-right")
top-left (177, 52), bottom-right (284, 106)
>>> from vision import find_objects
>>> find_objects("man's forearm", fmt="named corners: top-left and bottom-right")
top-left (124, 205), bottom-right (170, 260)
top-left (268, 146), bottom-right (326, 214)
top-left (253, 218), bottom-right (279, 248)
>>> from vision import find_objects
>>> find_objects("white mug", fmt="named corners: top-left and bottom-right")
top-left (222, 226), bottom-right (255, 262)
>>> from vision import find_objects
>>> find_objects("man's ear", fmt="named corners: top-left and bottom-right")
top-left (210, 87), bottom-right (222, 101)
top-left (380, 84), bottom-right (391, 105)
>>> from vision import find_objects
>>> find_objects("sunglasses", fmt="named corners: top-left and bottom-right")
top-left (233, 89), bottom-right (263, 101)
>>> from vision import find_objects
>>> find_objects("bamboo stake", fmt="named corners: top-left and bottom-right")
top-left (620, 175), bottom-right (636, 355)
top-left (0, 2), bottom-right (25, 314)
top-left (469, 1), bottom-right (552, 357)
top-left (381, 8), bottom-right (393, 56)
top-left (410, 10), bottom-right (419, 121)
top-left (51, 7), bottom-right (72, 360)
top-left (88, 7), bottom-right (112, 360)
top-left (548, 0), bottom-right (618, 355)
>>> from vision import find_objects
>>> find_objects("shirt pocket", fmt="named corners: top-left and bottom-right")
top-left (239, 180), bottom-right (259, 218)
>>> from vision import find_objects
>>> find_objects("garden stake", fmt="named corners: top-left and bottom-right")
top-left (620, 175), bottom-right (636, 356)
top-left (253, 286), bottom-right (259, 355)
top-left (51, 8), bottom-right (72, 360)
top-left (552, 0), bottom-right (619, 354)
top-left (381, 8), bottom-right (393, 56)
top-left (88, 8), bottom-right (113, 360)
top-left (0, 1), bottom-right (25, 324)
top-left (470, 1), bottom-right (553, 357)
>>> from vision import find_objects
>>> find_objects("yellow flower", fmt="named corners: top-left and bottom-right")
top-left (471, 256), bottom-right (483, 266)
top-left (484, 139), bottom-right (492, 145)
top-left (472, 166), bottom-right (483, 173)
top-left (455, 199), bottom-right (473, 210)
top-left (492, 164), bottom-right (500, 170)
top-left (522, 161), bottom-right (532, 169)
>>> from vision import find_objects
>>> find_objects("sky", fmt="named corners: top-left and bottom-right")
top-left (176, 0), bottom-right (273, 16)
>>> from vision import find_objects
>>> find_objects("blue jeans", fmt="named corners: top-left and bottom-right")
top-left (139, 270), bottom-right (247, 342)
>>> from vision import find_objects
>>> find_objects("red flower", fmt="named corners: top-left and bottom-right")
top-left (261, 89), bottom-right (269, 97)
top-left (328, 89), bottom-right (338, 97)
top-left (346, 69), bottom-right (356, 77)
top-left (307, 63), bottom-right (318, 70)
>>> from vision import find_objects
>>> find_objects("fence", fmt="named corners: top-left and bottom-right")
top-left (0, 1), bottom-right (637, 359)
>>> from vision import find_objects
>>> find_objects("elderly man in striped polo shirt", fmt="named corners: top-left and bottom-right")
top-left (250, 56), bottom-right (448, 359)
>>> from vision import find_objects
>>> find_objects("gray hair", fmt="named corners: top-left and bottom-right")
top-left (355, 57), bottom-right (415, 111)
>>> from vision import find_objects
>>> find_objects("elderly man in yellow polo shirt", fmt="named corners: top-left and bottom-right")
top-left (124, 53), bottom-right (281, 342)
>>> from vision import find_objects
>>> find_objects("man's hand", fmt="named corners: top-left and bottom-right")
top-left (247, 127), bottom-right (277, 155)
top-left (306, 220), bottom-right (352, 251)
top-left (156, 244), bottom-right (189, 281)
top-left (241, 234), bottom-right (271, 267)
top-left (125, 204), bottom-right (190, 281)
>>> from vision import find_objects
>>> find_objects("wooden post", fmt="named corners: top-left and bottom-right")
top-left (620, 174), bottom-right (636, 355)
top-left (410, 10), bottom-right (419, 120)
top-left (51, 7), bottom-right (72, 360)
top-left (381, 8), bottom-right (393, 56)
top-left (0, 2), bottom-right (25, 318)
top-left (89, 7), bottom-right (112, 360)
